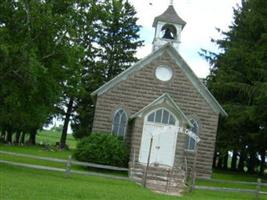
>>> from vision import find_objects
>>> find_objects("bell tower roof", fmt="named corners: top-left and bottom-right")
top-left (152, 5), bottom-right (186, 28)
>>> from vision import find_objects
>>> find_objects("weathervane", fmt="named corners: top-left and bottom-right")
top-left (170, 0), bottom-right (174, 5)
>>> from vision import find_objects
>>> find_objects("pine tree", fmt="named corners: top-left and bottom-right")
top-left (204, 0), bottom-right (267, 173)
top-left (72, 0), bottom-right (143, 138)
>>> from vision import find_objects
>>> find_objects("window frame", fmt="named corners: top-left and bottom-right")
top-left (186, 119), bottom-right (199, 151)
top-left (111, 108), bottom-right (128, 138)
top-left (145, 107), bottom-right (178, 126)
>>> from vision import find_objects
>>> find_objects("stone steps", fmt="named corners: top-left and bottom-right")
top-left (129, 165), bottom-right (186, 195)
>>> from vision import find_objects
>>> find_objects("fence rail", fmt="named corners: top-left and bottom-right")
top-left (198, 177), bottom-right (267, 186)
top-left (193, 177), bottom-right (267, 199)
top-left (1, 149), bottom-right (267, 198)
top-left (0, 150), bottom-right (128, 171)
top-left (0, 150), bottom-right (129, 181)
top-left (0, 160), bottom-right (129, 181)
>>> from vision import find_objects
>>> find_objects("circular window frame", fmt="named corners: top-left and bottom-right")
top-left (155, 65), bottom-right (173, 82)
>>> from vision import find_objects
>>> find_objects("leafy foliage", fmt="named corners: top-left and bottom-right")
top-left (74, 133), bottom-right (129, 167)
top-left (0, 0), bottom-right (83, 144)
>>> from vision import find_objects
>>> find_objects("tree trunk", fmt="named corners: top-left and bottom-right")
top-left (223, 152), bottom-right (229, 170)
top-left (248, 151), bottom-right (256, 174)
top-left (0, 129), bottom-right (6, 141)
top-left (213, 152), bottom-right (217, 168)
top-left (20, 132), bottom-right (26, 144)
top-left (238, 149), bottom-right (245, 172)
top-left (231, 150), bottom-right (238, 171)
top-left (6, 130), bottom-right (13, 144)
top-left (28, 129), bottom-right (37, 145)
top-left (60, 97), bottom-right (74, 149)
top-left (15, 131), bottom-right (21, 144)
top-left (217, 153), bottom-right (223, 169)
top-left (259, 149), bottom-right (266, 176)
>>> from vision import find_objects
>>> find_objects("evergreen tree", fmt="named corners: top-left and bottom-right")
top-left (72, 0), bottom-right (143, 138)
top-left (203, 0), bottom-right (267, 174)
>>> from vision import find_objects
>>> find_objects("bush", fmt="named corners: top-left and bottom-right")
top-left (73, 133), bottom-right (129, 167)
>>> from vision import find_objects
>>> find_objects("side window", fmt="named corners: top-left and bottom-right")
top-left (186, 119), bottom-right (199, 150)
top-left (112, 109), bottom-right (127, 138)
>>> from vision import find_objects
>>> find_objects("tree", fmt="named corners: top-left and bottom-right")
top-left (202, 0), bottom-right (267, 174)
top-left (72, 0), bottom-right (143, 138)
top-left (0, 0), bottom-right (82, 144)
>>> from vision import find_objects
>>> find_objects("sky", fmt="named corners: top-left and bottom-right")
top-left (128, 0), bottom-right (241, 78)
top-left (47, 0), bottom-right (242, 132)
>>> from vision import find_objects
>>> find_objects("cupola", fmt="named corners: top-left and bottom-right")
top-left (152, 1), bottom-right (186, 52)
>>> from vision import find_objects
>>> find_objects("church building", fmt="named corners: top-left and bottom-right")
top-left (91, 2), bottom-right (227, 195)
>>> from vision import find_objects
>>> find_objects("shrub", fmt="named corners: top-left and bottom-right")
top-left (73, 133), bottom-right (129, 167)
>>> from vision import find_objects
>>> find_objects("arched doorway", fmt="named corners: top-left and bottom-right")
top-left (139, 108), bottom-right (179, 168)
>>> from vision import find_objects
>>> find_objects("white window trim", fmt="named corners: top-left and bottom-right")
top-left (185, 119), bottom-right (199, 151)
top-left (145, 107), bottom-right (179, 126)
top-left (111, 108), bottom-right (128, 138)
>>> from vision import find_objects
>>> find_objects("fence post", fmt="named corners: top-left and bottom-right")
top-left (256, 178), bottom-right (261, 200)
top-left (65, 155), bottom-right (72, 176)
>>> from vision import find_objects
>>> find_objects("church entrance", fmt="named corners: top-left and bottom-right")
top-left (139, 108), bottom-right (179, 168)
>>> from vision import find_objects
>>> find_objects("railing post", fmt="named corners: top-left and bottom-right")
top-left (256, 178), bottom-right (261, 199)
top-left (190, 171), bottom-right (196, 192)
top-left (143, 137), bottom-right (153, 188)
top-left (165, 168), bottom-right (171, 192)
top-left (65, 155), bottom-right (72, 176)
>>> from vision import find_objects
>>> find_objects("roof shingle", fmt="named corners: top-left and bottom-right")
top-left (152, 5), bottom-right (186, 28)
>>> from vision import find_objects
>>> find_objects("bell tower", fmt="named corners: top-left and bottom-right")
top-left (152, 1), bottom-right (186, 52)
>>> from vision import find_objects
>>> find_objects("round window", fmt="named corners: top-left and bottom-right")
top-left (155, 66), bottom-right (173, 81)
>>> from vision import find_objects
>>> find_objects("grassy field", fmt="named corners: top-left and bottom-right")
top-left (1, 132), bottom-right (267, 199)
top-left (37, 130), bottom-right (77, 149)
top-left (0, 163), bottom-right (265, 200)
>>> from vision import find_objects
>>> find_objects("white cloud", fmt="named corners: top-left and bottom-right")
top-left (129, 0), bottom-right (241, 78)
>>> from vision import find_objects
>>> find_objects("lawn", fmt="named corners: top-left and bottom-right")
top-left (37, 130), bottom-right (77, 149)
top-left (1, 132), bottom-right (267, 199)
top-left (0, 163), bottom-right (264, 200)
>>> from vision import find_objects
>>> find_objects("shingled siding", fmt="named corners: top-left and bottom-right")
top-left (92, 51), bottom-right (219, 178)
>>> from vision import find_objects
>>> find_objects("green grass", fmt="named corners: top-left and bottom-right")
top-left (37, 130), bottom-right (77, 149)
top-left (212, 169), bottom-right (267, 182)
top-left (196, 179), bottom-right (267, 192)
top-left (0, 143), bottom-right (127, 177)
top-left (0, 144), bottom-right (72, 158)
top-left (1, 134), bottom-right (267, 199)
top-left (0, 164), bottom-right (264, 200)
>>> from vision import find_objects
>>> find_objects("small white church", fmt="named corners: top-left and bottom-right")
top-left (91, 1), bottom-right (226, 195)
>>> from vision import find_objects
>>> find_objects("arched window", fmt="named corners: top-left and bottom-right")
top-left (112, 109), bottom-right (127, 137)
top-left (186, 119), bottom-right (199, 150)
top-left (147, 108), bottom-right (176, 125)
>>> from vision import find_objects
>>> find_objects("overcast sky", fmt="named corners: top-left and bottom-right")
top-left (128, 0), bottom-right (241, 78)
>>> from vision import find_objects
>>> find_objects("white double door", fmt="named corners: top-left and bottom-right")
top-left (139, 123), bottom-right (178, 167)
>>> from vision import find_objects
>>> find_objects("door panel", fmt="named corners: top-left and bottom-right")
top-left (139, 123), bottom-right (178, 167)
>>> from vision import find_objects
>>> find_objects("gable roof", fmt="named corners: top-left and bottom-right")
top-left (130, 93), bottom-right (193, 127)
top-left (152, 5), bottom-right (186, 28)
top-left (91, 43), bottom-right (228, 117)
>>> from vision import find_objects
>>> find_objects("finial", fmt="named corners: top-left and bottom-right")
top-left (170, 0), bottom-right (174, 5)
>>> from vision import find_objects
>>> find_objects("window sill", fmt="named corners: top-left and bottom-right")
top-left (184, 149), bottom-right (196, 154)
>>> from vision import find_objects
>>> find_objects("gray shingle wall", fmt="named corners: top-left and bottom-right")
top-left (92, 52), bottom-right (219, 178)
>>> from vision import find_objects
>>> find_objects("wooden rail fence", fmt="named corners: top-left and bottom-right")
top-left (1, 149), bottom-right (267, 198)
top-left (0, 150), bottom-right (129, 181)
top-left (193, 177), bottom-right (267, 199)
